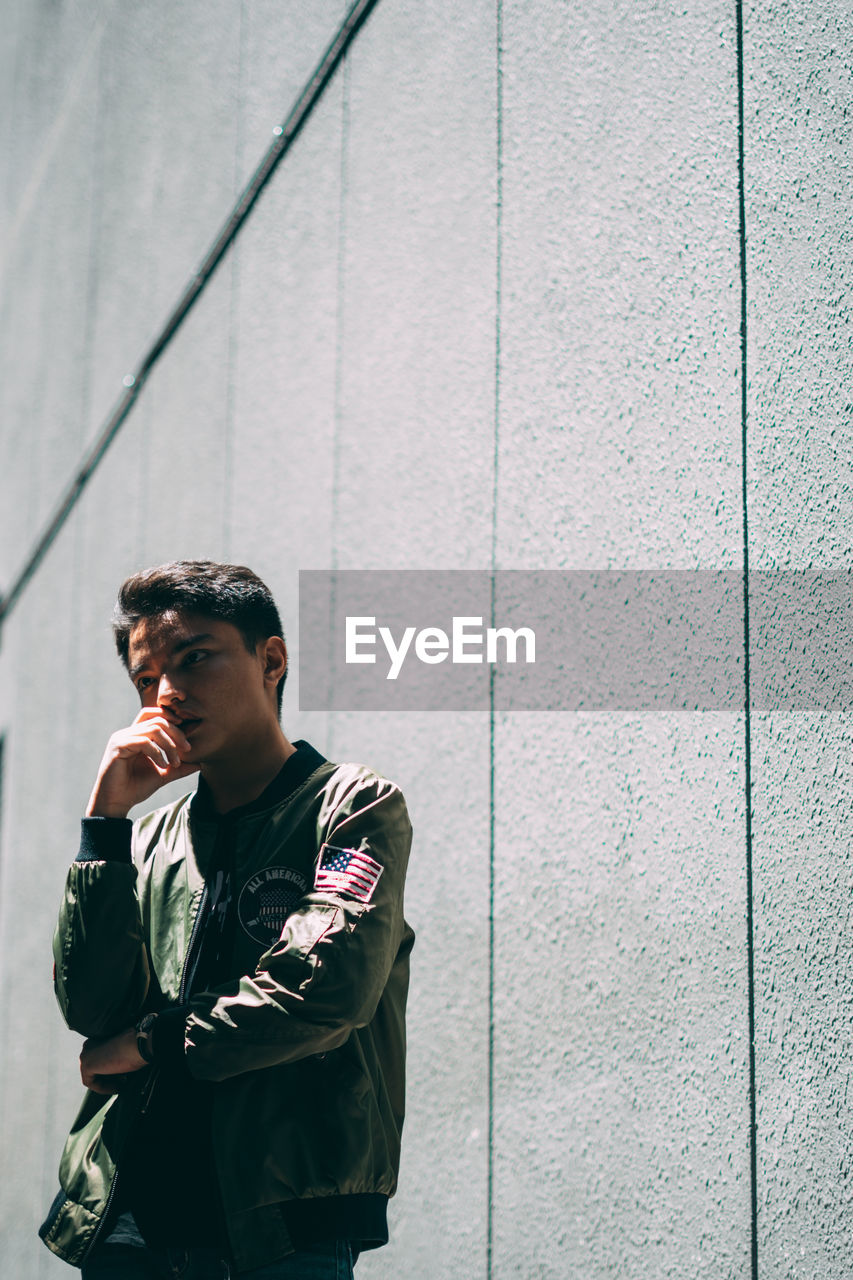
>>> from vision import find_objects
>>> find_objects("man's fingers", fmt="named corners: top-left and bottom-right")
top-left (115, 736), bottom-right (174, 773)
top-left (140, 718), bottom-right (193, 755)
top-left (114, 726), bottom-right (188, 770)
top-left (80, 1029), bottom-right (146, 1093)
top-left (80, 1056), bottom-right (112, 1093)
top-left (83, 1073), bottom-right (123, 1095)
top-left (138, 725), bottom-right (184, 767)
top-left (133, 708), bottom-right (193, 749)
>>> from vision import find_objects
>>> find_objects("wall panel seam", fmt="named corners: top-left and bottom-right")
top-left (735, 2), bottom-right (758, 1277)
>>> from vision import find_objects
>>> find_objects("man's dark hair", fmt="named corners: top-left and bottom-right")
top-left (112, 560), bottom-right (287, 713)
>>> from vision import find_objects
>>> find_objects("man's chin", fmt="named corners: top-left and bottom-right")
top-left (190, 737), bottom-right (227, 769)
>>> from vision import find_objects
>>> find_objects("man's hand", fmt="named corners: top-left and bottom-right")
top-left (80, 1028), bottom-right (147, 1094)
top-left (86, 707), bottom-right (199, 818)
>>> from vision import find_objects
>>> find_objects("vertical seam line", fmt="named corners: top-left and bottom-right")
top-left (328, 52), bottom-right (351, 753)
top-left (331, 54), bottom-right (350, 577)
top-left (736, 2), bottom-right (758, 1277)
top-left (488, 2), bottom-right (503, 1277)
top-left (222, 0), bottom-right (248, 560)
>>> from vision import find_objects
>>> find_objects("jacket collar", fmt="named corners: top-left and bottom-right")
top-left (190, 739), bottom-right (327, 823)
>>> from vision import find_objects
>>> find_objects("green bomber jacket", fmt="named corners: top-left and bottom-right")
top-left (40, 747), bottom-right (415, 1271)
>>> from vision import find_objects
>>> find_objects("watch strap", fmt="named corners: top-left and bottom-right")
top-left (135, 1012), bottom-right (158, 1064)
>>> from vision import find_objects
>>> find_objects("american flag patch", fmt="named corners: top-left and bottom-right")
top-left (315, 843), bottom-right (383, 903)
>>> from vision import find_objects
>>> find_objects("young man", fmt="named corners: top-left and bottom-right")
top-left (40, 561), bottom-right (415, 1279)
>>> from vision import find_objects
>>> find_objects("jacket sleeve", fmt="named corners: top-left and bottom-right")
top-left (52, 818), bottom-right (151, 1037)
top-left (181, 773), bottom-right (413, 1082)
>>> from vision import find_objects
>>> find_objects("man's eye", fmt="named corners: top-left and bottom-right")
top-left (137, 676), bottom-right (154, 692)
top-left (184, 650), bottom-right (207, 666)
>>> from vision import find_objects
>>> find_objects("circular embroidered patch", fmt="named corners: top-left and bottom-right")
top-left (238, 866), bottom-right (309, 944)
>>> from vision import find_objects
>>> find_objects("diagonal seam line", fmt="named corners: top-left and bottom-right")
top-left (0, 0), bottom-right (382, 631)
top-left (735, 2), bottom-right (758, 1277)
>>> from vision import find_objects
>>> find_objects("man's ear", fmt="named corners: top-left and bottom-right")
top-left (261, 636), bottom-right (287, 690)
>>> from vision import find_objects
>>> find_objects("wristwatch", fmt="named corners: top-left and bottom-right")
top-left (135, 1012), bottom-right (158, 1064)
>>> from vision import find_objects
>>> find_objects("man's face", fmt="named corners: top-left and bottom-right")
top-left (127, 611), bottom-right (282, 766)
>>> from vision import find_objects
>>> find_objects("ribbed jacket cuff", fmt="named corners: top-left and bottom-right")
top-left (76, 817), bottom-right (133, 863)
top-left (280, 1192), bottom-right (389, 1251)
top-left (152, 1005), bottom-right (192, 1072)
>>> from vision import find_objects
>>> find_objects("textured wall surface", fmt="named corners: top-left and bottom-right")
top-left (746, 4), bottom-right (853, 1278)
top-left (0, 1), bottom-right (850, 1277)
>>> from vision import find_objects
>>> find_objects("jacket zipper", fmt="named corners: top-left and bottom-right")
top-left (179, 882), bottom-right (211, 1001)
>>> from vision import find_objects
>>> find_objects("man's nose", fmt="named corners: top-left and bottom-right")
top-left (157, 673), bottom-right (185, 706)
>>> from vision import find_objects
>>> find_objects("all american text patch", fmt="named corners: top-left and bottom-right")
top-left (315, 844), bottom-right (383, 903)
top-left (238, 865), bottom-right (309, 944)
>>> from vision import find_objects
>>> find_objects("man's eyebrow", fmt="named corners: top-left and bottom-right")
top-left (129, 633), bottom-right (215, 682)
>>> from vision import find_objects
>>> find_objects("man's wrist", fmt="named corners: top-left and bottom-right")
top-left (86, 797), bottom-right (130, 819)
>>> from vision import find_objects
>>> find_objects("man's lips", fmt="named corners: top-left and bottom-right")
top-left (176, 717), bottom-right (202, 736)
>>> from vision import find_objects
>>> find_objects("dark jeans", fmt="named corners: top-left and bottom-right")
top-left (81, 1238), bottom-right (358, 1280)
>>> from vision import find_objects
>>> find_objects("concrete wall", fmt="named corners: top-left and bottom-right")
top-left (0, 1), bottom-right (850, 1276)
